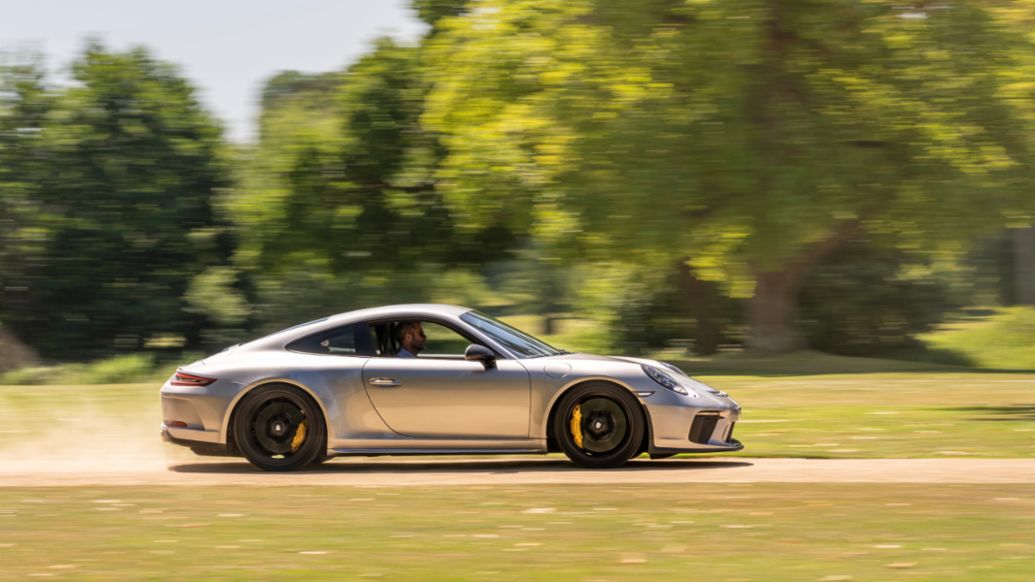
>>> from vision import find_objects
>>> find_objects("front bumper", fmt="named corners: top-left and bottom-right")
top-left (646, 402), bottom-right (742, 454)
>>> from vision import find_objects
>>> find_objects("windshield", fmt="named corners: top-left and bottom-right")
top-left (460, 311), bottom-right (564, 358)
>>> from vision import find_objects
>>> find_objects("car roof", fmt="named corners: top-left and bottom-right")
top-left (245, 304), bottom-right (475, 349)
top-left (326, 303), bottom-right (473, 322)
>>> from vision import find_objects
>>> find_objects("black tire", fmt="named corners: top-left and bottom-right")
top-left (553, 382), bottom-right (645, 469)
top-left (233, 385), bottom-right (327, 471)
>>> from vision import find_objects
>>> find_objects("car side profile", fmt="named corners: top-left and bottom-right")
top-left (160, 304), bottom-right (742, 470)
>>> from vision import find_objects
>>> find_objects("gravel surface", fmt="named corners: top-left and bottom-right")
top-left (2, 456), bottom-right (1034, 487)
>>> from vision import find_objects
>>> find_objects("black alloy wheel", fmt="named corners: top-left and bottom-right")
top-left (233, 385), bottom-right (326, 471)
top-left (553, 382), bottom-right (645, 469)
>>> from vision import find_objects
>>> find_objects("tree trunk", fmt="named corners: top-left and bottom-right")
top-left (542, 314), bottom-right (557, 336)
top-left (1014, 227), bottom-right (1035, 305)
top-left (675, 259), bottom-right (720, 355)
top-left (746, 221), bottom-right (860, 354)
top-left (747, 269), bottom-right (804, 353)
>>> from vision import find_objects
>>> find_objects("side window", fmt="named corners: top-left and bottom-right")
top-left (321, 328), bottom-right (359, 355)
top-left (288, 323), bottom-right (375, 356)
top-left (420, 321), bottom-right (471, 357)
top-left (378, 319), bottom-right (476, 358)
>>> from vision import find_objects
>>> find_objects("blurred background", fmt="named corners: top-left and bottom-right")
top-left (2, 0), bottom-right (1035, 383)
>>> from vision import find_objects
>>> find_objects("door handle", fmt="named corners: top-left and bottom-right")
top-left (369, 377), bottom-right (401, 387)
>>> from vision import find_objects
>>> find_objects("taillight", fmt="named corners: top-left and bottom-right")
top-left (170, 370), bottom-right (216, 387)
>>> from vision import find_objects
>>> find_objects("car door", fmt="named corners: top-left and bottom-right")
top-left (361, 320), bottom-right (531, 439)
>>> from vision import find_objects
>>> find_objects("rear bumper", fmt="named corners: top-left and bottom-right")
top-left (161, 421), bottom-right (221, 444)
top-left (161, 425), bottom-right (236, 457)
top-left (160, 376), bottom-right (243, 444)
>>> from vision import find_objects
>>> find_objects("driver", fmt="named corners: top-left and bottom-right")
top-left (394, 320), bottom-right (426, 358)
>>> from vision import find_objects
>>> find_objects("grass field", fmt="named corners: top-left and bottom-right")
top-left (918, 307), bottom-right (1035, 370)
top-left (2, 364), bottom-right (1033, 580)
top-left (4, 364), bottom-right (1033, 461)
top-left (2, 484), bottom-right (1033, 581)
top-left (695, 371), bottom-right (1035, 458)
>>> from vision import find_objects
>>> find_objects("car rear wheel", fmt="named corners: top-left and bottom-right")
top-left (233, 385), bottom-right (326, 471)
top-left (553, 383), bottom-right (645, 469)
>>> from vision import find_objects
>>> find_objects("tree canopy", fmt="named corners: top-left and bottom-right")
top-left (4, 2), bottom-right (1035, 362)
top-left (1, 44), bottom-right (236, 357)
top-left (424, 0), bottom-right (1035, 350)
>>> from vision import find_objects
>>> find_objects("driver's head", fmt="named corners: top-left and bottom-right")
top-left (395, 320), bottom-right (426, 354)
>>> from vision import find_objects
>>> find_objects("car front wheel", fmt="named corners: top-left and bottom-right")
top-left (553, 383), bottom-right (645, 469)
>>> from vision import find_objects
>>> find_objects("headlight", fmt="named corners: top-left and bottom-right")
top-left (641, 364), bottom-right (688, 395)
top-left (660, 361), bottom-right (724, 395)
top-left (659, 362), bottom-right (686, 376)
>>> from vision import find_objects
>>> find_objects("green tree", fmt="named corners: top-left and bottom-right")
top-left (425, 0), bottom-right (1035, 352)
top-left (2, 44), bottom-right (238, 358)
top-left (414, 0), bottom-right (469, 31)
top-left (234, 38), bottom-right (513, 331)
top-left (0, 57), bottom-right (52, 350)
top-left (234, 40), bottom-right (444, 279)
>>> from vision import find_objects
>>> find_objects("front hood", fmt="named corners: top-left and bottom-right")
top-left (610, 355), bottom-right (731, 398)
top-left (540, 353), bottom-right (733, 402)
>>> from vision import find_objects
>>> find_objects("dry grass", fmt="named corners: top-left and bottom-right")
top-left (1, 484), bottom-right (1033, 581)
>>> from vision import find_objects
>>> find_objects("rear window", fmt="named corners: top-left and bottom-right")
top-left (287, 323), bottom-right (375, 356)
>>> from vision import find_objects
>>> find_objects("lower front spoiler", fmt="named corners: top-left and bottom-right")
top-left (161, 426), bottom-right (237, 458)
top-left (648, 438), bottom-right (744, 457)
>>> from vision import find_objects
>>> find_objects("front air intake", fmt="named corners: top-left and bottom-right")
top-left (689, 411), bottom-right (721, 444)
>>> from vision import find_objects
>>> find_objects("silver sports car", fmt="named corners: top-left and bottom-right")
top-left (160, 304), bottom-right (742, 470)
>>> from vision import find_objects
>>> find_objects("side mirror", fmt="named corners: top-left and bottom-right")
top-left (464, 344), bottom-right (496, 369)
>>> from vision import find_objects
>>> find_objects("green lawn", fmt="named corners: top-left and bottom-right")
top-left (695, 372), bottom-right (1035, 459)
top-left (918, 307), bottom-right (1035, 370)
top-left (511, 307), bottom-right (1035, 374)
top-left (2, 368), bottom-right (1033, 580)
top-left (1, 484), bottom-right (1033, 581)
top-left (3, 364), bottom-right (1035, 461)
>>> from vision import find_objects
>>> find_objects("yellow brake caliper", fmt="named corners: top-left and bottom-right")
top-left (290, 420), bottom-right (308, 453)
top-left (569, 405), bottom-right (583, 449)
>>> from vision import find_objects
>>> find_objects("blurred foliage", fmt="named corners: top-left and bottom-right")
top-left (232, 37), bottom-right (518, 335)
top-left (235, 39), bottom-right (444, 276)
top-left (608, 267), bottom-right (742, 356)
top-left (0, 322), bottom-right (38, 373)
top-left (578, 238), bottom-right (958, 358)
top-left (0, 44), bottom-right (239, 359)
top-left (4, 1), bottom-right (1035, 366)
top-left (425, 0), bottom-right (1035, 351)
top-left (483, 242), bottom-right (573, 327)
top-left (0, 353), bottom-right (164, 385)
top-left (414, 0), bottom-right (469, 30)
top-left (798, 238), bottom-right (955, 356)
top-left (0, 57), bottom-right (52, 355)
top-left (962, 233), bottom-right (1016, 306)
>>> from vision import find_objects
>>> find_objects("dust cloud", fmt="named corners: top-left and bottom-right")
top-left (0, 399), bottom-right (197, 475)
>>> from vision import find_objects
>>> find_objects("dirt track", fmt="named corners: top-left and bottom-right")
top-left (2, 456), bottom-right (1034, 487)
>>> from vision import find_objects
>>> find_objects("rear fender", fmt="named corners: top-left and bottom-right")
top-left (220, 378), bottom-right (333, 449)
